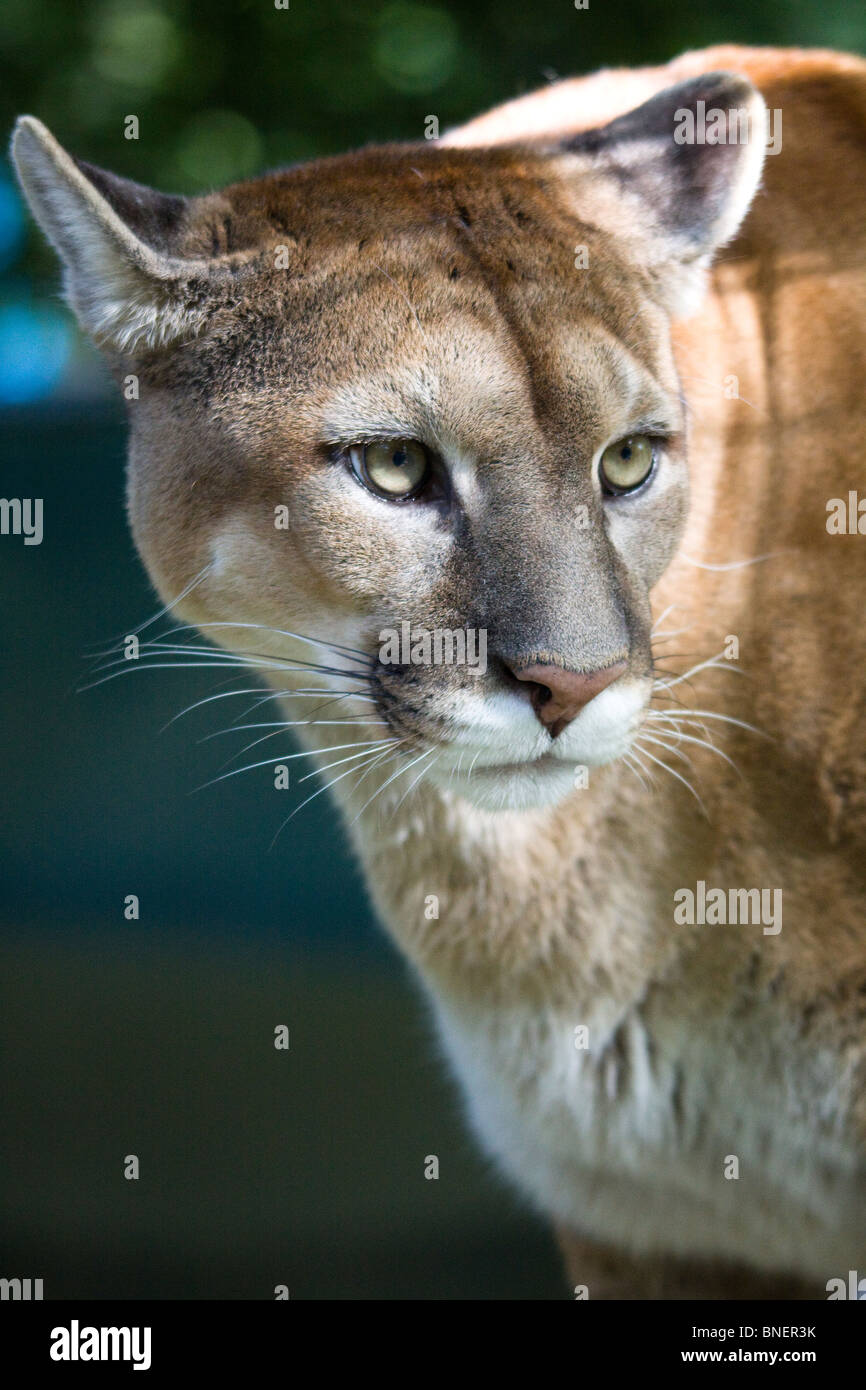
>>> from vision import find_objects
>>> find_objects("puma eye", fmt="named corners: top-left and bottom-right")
top-left (599, 434), bottom-right (656, 495)
top-left (349, 439), bottom-right (430, 499)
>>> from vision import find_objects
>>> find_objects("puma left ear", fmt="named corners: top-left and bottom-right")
top-left (556, 72), bottom-right (767, 316)
top-left (11, 116), bottom-right (219, 353)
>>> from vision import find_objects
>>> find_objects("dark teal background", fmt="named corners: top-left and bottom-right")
top-left (1, 0), bottom-right (864, 1299)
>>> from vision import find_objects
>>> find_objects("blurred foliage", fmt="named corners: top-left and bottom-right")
top-left (1, 0), bottom-right (865, 383)
top-left (4, 0), bottom-right (866, 196)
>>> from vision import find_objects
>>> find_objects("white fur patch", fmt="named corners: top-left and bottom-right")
top-left (429, 680), bottom-right (648, 810)
top-left (431, 993), bottom-right (864, 1280)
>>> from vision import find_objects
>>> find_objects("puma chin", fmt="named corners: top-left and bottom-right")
top-left (400, 678), bottom-right (650, 811)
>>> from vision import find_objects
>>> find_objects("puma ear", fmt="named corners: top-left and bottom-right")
top-left (11, 116), bottom-right (217, 353)
top-left (555, 72), bottom-right (767, 316)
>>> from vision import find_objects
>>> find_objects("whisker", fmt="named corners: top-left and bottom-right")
top-left (158, 685), bottom-right (372, 732)
top-left (80, 655), bottom-right (367, 693)
top-left (177, 622), bottom-right (372, 672)
top-left (654, 653), bottom-right (745, 689)
top-left (651, 708), bottom-right (769, 738)
top-left (195, 619), bottom-right (370, 658)
top-left (131, 618), bottom-right (370, 666)
top-left (628, 745), bottom-right (658, 787)
top-left (646, 698), bottom-right (712, 743)
top-left (638, 731), bottom-right (694, 768)
top-left (192, 738), bottom-right (394, 794)
top-left (650, 602), bottom-right (679, 635)
top-left (230, 686), bottom-right (376, 726)
top-left (272, 740), bottom-right (407, 843)
top-left (271, 689), bottom-right (377, 726)
top-left (201, 684), bottom-right (382, 756)
top-left (83, 564), bottom-right (214, 652)
top-left (348, 745), bottom-right (431, 827)
top-left (678, 551), bottom-right (790, 572)
top-left (633, 741), bottom-right (708, 816)
top-left (390, 749), bottom-right (440, 818)
top-left (349, 742), bottom-right (407, 795)
top-left (202, 715), bottom-right (384, 743)
top-left (643, 718), bottom-right (742, 775)
top-left (89, 642), bottom-right (368, 684)
top-left (622, 751), bottom-right (651, 793)
top-left (207, 717), bottom-right (389, 772)
top-left (649, 687), bottom-right (701, 716)
top-left (296, 739), bottom-right (400, 784)
top-left (161, 685), bottom-right (291, 730)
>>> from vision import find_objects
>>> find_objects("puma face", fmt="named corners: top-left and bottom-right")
top-left (13, 73), bottom-right (766, 810)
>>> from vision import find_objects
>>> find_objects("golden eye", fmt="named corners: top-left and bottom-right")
top-left (599, 435), bottom-right (656, 494)
top-left (349, 439), bottom-right (430, 499)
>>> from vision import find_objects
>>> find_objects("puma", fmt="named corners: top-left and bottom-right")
top-left (13, 44), bottom-right (866, 1298)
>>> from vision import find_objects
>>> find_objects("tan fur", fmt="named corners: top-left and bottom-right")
top-left (442, 44), bottom-right (866, 1293)
top-left (13, 45), bottom-right (866, 1297)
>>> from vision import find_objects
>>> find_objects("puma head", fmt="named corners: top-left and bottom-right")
top-left (12, 73), bottom-right (766, 810)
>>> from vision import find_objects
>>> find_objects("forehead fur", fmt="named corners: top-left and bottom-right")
top-left (174, 142), bottom-right (623, 265)
top-left (141, 142), bottom-right (670, 423)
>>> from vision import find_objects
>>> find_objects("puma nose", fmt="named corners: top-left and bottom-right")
top-left (508, 659), bottom-right (628, 738)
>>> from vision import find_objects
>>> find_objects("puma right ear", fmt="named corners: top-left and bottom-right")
top-left (11, 116), bottom-right (218, 353)
top-left (554, 72), bottom-right (767, 316)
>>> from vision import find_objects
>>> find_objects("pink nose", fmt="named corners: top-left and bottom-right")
top-left (509, 660), bottom-right (627, 738)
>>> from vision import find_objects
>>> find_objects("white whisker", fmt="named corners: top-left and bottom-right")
top-left (296, 740), bottom-right (400, 784)
top-left (651, 707), bottom-right (769, 739)
top-left (622, 751), bottom-right (651, 793)
top-left (643, 719), bottom-right (742, 775)
top-left (84, 564), bottom-right (214, 651)
top-left (272, 742), bottom-right (404, 843)
top-left (679, 551), bottom-right (789, 572)
top-left (193, 738), bottom-right (393, 793)
top-left (638, 731), bottom-right (694, 768)
top-left (159, 619), bottom-right (370, 665)
top-left (650, 603), bottom-right (681, 635)
top-left (655, 652), bottom-right (745, 689)
top-left (158, 685), bottom-right (372, 732)
top-left (629, 745), bottom-right (658, 787)
top-left (390, 749), bottom-right (440, 818)
top-left (633, 741), bottom-right (707, 816)
top-left (348, 745), bottom-right (432, 827)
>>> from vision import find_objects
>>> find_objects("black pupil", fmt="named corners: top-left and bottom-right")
top-left (393, 449), bottom-right (408, 468)
top-left (621, 445), bottom-right (632, 460)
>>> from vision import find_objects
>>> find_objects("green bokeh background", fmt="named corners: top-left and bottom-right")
top-left (1, 0), bottom-right (864, 1300)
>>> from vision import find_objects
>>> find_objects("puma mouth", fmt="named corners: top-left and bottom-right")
top-left (433, 753), bottom-right (593, 811)
top-left (453, 748), bottom-right (589, 777)
top-left (427, 737), bottom-right (634, 811)
top-left (409, 677), bottom-right (649, 807)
